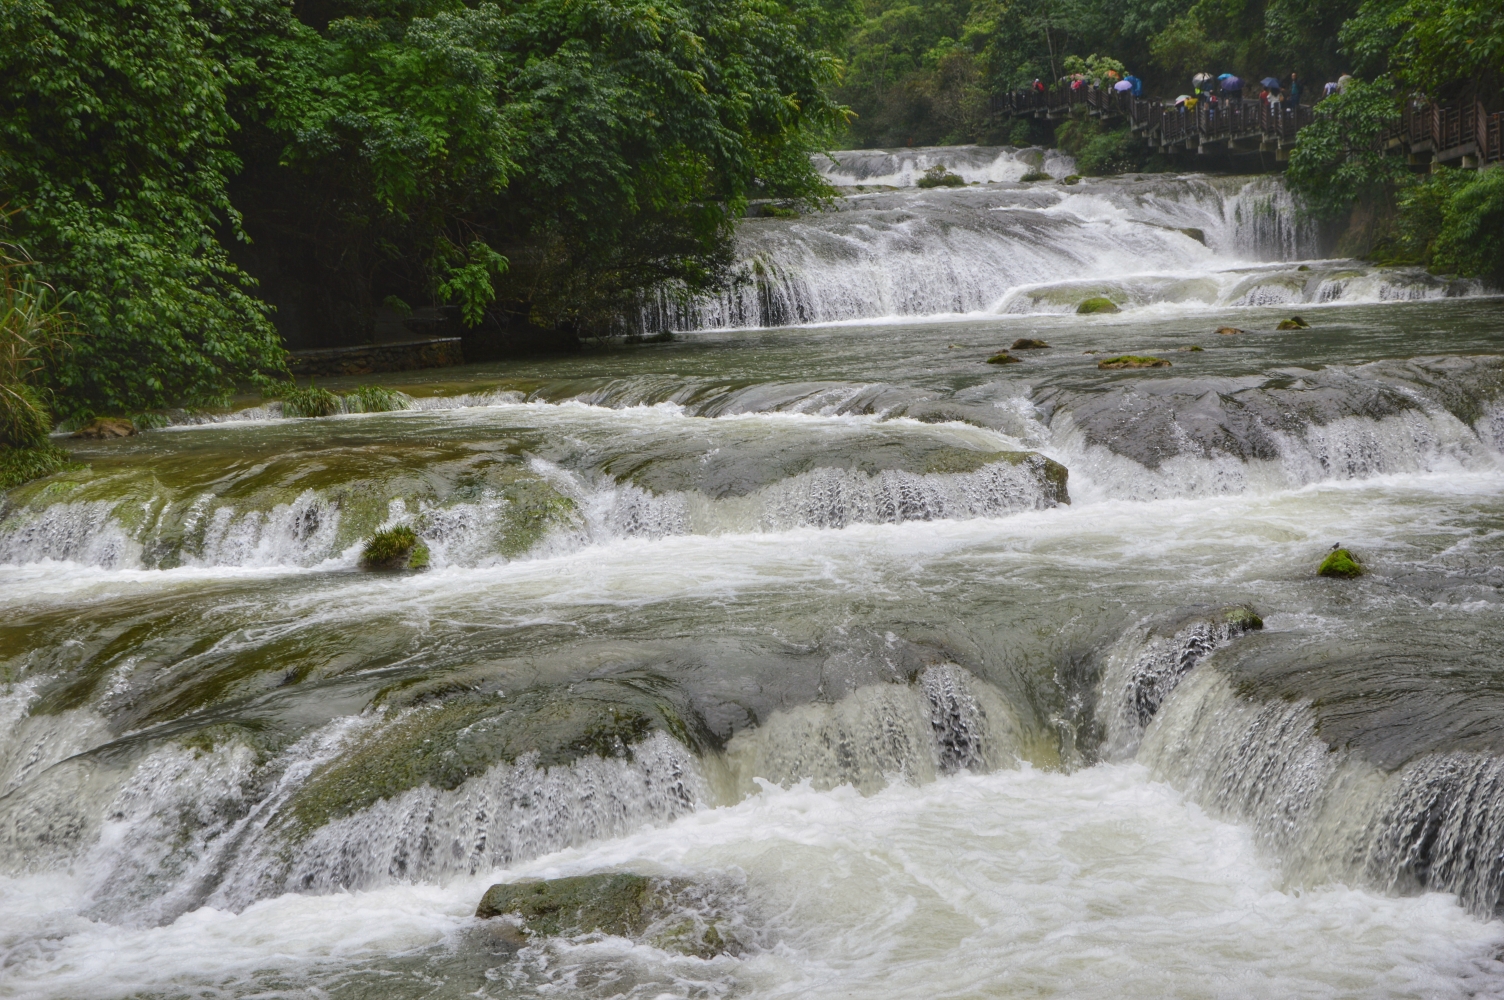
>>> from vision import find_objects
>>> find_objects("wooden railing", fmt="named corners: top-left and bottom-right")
top-left (992, 84), bottom-right (1502, 167)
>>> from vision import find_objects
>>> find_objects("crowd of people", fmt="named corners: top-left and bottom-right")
top-left (1031, 69), bottom-right (1356, 115)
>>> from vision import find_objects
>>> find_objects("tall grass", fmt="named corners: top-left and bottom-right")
top-left (1, 241), bottom-right (74, 448)
top-left (1, 236), bottom-right (79, 488)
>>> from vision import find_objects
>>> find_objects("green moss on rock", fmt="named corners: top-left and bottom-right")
top-left (1019, 170), bottom-right (1051, 182)
top-left (1318, 548), bottom-right (1362, 578)
top-left (1097, 355), bottom-right (1170, 369)
top-left (361, 525), bottom-right (429, 571)
top-left (1077, 297), bottom-right (1120, 314)
top-left (1276, 316), bottom-right (1311, 330)
top-left (986, 351), bottom-right (1022, 364)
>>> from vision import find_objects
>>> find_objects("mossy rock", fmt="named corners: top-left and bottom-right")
top-left (1219, 605), bottom-right (1264, 631)
top-left (1059, 174), bottom-right (1082, 185)
top-left (1318, 548), bottom-right (1362, 578)
top-left (1010, 338), bottom-right (1051, 350)
top-left (1215, 326), bottom-right (1245, 336)
top-left (1097, 355), bottom-right (1170, 370)
top-left (1276, 316), bottom-right (1311, 330)
top-left (476, 873), bottom-right (734, 956)
top-left (1180, 345), bottom-right (1204, 352)
top-left (1019, 170), bottom-right (1051, 182)
top-left (1076, 297), bottom-right (1120, 315)
top-left (72, 417), bottom-right (136, 439)
top-left (986, 352), bottom-right (1022, 365)
top-left (361, 525), bottom-right (429, 571)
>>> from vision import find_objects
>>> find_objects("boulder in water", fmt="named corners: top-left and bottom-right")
top-left (1178, 227), bottom-right (1207, 245)
top-left (361, 525), bottom-right (430, 571)
top-left (1276, 316), bottom-right (1311, 330)
top-left (1318, 548), bottom-right (1363, 578)
top-left (475, 873), bottom-right (733, 956)
top-left (1097, 355), bottom-right (1170, 370)
top-left (986, 352), bottom-right (1022, 365)
top-left (72, 417), bottom-right (135, 439)
top-left (1019, 170), bottom-right (1051, 182)
top-left (1077, 297), bottom-right (1120, 315)
top-left (1215, 326), bottom-right (1245, 336)
top-left (1059, 174), bottom-right (1082, 185)
top-left (1180, 345), bottom-right (1204, 352)
top-left (1011, 338), bottom-right (1051, 350)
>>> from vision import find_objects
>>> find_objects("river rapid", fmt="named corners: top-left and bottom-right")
top-left (3, 150), bottom-right (1504, 999)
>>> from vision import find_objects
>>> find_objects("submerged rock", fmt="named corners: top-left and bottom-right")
top-left (1215, 326), bottom-right (1245, 336)
top-left (72, 417), bottom-right (135, 439)
top-left (1097, 355), bottom-right (1170, 370)
top-left (1276, 316), bottom-right (1311, 330)
top-left (1011, 338), bottom-right (1050, 350)
top-left (476, 873), bottom-right (735, 956)
top-left (1180, 345), bottom-right (1204, 352)
top-left (1076, 297), bottom-right (1119, 315)
top-left (986, 351), bottom-right (1022, 364)
top-left (1318, 547), bottom-right (1363, 578)
top-left (360, 525), bottom-right (430, 571)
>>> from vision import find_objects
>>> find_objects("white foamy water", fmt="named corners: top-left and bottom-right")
top-left (5, 766), bottom-right (1501, 999)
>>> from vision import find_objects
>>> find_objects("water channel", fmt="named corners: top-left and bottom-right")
top-left (3, 148), bottom-right (1503, 999)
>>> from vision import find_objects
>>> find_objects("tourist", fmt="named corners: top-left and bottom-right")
top-left (1288, 72), bottom-right (1302, 105)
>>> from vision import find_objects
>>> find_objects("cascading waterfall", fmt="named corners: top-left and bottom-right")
top-left (4, 160), bottom-right (1504, 1000)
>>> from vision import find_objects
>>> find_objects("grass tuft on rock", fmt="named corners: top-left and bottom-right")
top-left (1019, 170), bottom-right (1051, 182)
top-left (1097, 355), bottom-right (1170, 369)
top-left (343, 385), bottom-right (412, 413)
top-left (986, 351), bottom-right (1022, 364)
top-left (0, 444), bottom-right (74, 490)
top-left (1318, 548), bottom-right (1362, 578)
top-left (282, 383), bottom-right (341, 418)
top-left (361, 524), bottom-right (430, 571)
top-left (1076, 296), bottom-right (1119, 314)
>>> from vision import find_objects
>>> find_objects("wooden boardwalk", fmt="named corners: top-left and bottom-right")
top-left (991, 85), bottom-right (1503, 169)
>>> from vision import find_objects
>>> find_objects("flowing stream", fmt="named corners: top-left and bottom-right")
top-left (3, 158), bottom-right (1504, 999)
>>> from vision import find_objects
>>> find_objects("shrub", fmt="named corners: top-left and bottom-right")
top-left (917, 165), bottom-right (965, 188)
top-left (0, 444), bottom-right (73, 489)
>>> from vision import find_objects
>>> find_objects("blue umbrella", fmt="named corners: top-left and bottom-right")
top-left (1220, 75), bottom-right (1242, 90)
top-left (1218, 73), bottom-right (1233, 80)
top-left (1261, 77), bottom-right (1281, 89)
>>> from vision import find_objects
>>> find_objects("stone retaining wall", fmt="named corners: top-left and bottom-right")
top-left (288, 338), bottom-right (464, 377)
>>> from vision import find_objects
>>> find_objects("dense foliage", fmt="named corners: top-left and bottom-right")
top-left (1284, 0), bottom-right (1504, 281)
top-left (0, 0), bottom-right (851, 419)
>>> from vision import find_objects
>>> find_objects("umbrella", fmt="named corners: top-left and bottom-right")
top-left (1114, 80), bottom-right (1134, 92)
top-left (1175, 95), bottom-right (1191, 105)
top-left (1220, 75), bottom-right (1242, 90)
top-left (1261, 77), bottom-right (1281, 89)
top-left (1192, 72), bottom-right (1214, 87)
top-left (1218, 73), bottom-right (1233, 80)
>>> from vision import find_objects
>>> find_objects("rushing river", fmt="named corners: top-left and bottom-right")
top-left (3, 151), bottom-right (1504, 999)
